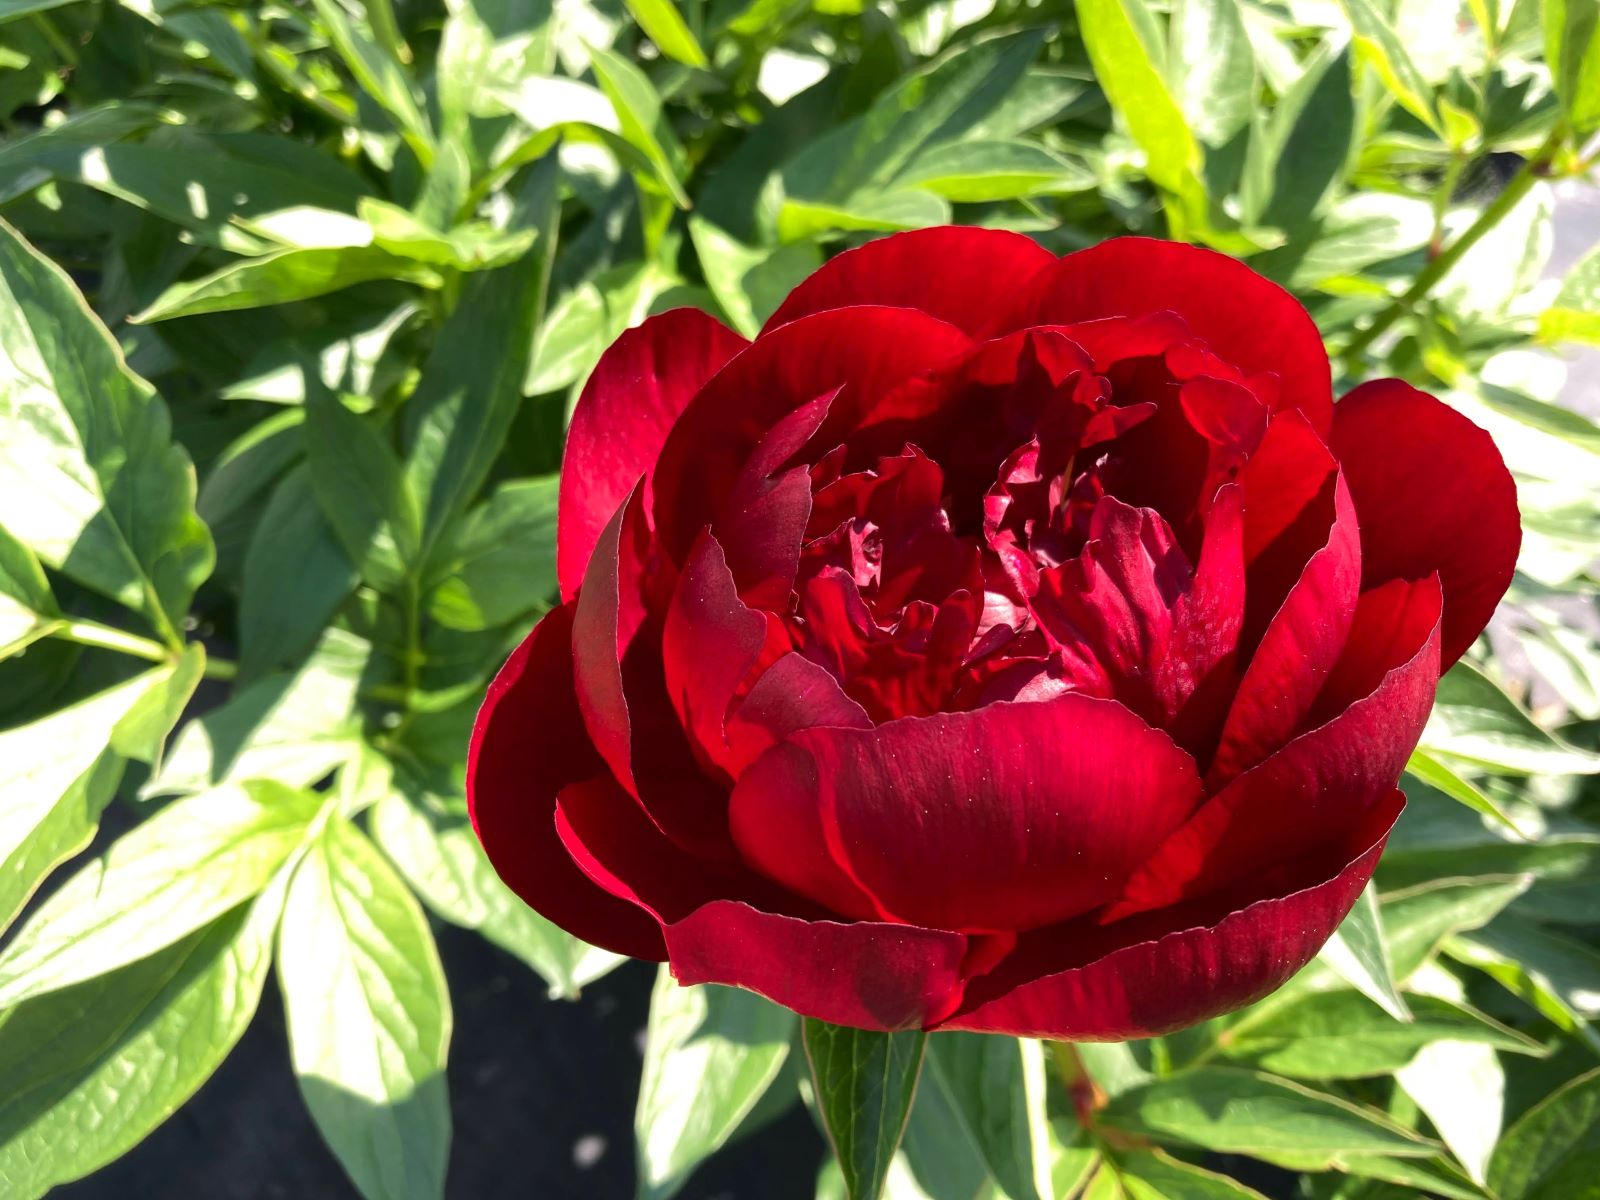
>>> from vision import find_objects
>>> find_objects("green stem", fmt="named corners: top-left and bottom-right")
top-left (1341, 126), bottom-right (1566, 367)
top-left (46, 618), bottom-right (237, 681)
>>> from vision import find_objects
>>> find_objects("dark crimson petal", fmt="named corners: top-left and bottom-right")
top-left (467, 602), bottom-right (665, 960)
top-left (558, 309), bottom-right (748, 599)
top-left (665, 901), bottom-right (971, 1031)
top-left (723, 652), bottom-right (871, 778)
top-left (792, 695), bottom-right (1202, 933)
top-left (652, 306), bottom-right (974, 562)
top-left (571, 486), bottom-right (734, 858)
top-left (1106, 575), bottom-right (1441, 922)
top-left (999, 237), bottom-right (1335, 435)
top-left (728, 740), bottom-right (884, 922)
top-left (762, 226), bottom-right (1056, 338)
top-left (940, 792), bottom-right (1401, 1038)
top-left (1209, 473), bottom-right (1361, 787)
top-left (1331, 379), bottom-right (1520, 670)
top-left (662, 531), bottom-right (771, 778)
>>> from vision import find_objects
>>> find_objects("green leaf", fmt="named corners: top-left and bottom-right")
top-left (589, 47), bottom-right (691, 208)
top-left (1340, 0), bottom-right (1443, 134)
top-left (0, 780), bottom-right (319, 1007)
top-left (359, 199), bottom-right (540, 271)
top-left (220, 303), bottom-right (418, 405)
top-left (625, 0), bottom-right (709, 68)
top-left (146, 630), bottom-right (366, 795)
top-left (1397, 1042), bottom-right (1505, 1186)
top-left (0, 218), bottom-right (212, 644)
top-left (1489, 1066), bottom-right (1600, 1199)
top-left (1422, 660), bottom-right (1600, 776)
top-left (369, 786), bottom-right (618, 998)
top-left (1544, 0), bottom-right (1600, 136)
top-left (404, 155), bottom-right (561, 555)
top-left (1406, 749), bottom-right (1521, 831)
top-left (1382, 875), bottom-right (1532, 983)
top-left (132, 245), bottom-right (443, 323)
top-left (1540, 243), bottom-right (1600, 346)
top-left (803, 1019), bottom-right (928, 1200)
top-left (309, 0), bottom-right (435, 160)
top-left (0, 667), bottom-right (175, 935)
top-left (635, 968), bottom-right (796, 1200)
top-left (896, 140), bottom-right (1095, 202)
top-left (1221, 991), bottom-right (1542, 1079)
top-left (278, 819), bottom-right (451, 1200)
top-left (0, 523), bottom-right (56, 659)
top-left (898, 1057), bottom-right (1001, 1200)
top-left (1098, 1068), bottom-right (1435, 1165)
top-left (688, 217), bottom-right (821, 338)
top-left (1169, 0), bottom-right (1256, 147)
top-left (1075, 0), bottom-right (1204, 205)
top-left (424, 476), bottom-right (557, 631)
top-left (1454, 914), bottom-right (1600, 1024)
top-left (305, 385), bottom-right (420, 593)
top-left (1318, 882), bottom-right (1411, 1021)
top-left (926, 1034), bottom-right (1052, 1200)
top-left (1112, 1148), bottom-right (1270, 1198)
top-left (0, 0), bottom-right (77, 22)
top-left (0, 891), bottom-right (280, 1200)
top-left (1245, 43), bottom-right (1355, 231)
top-left (238, 465), bottom-right (360, 681)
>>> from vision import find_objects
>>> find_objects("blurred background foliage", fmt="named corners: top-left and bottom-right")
top-left (1, 0), bottom-right (1599, 1197)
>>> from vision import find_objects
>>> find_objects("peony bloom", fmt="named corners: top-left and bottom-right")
top-left (470, 229), bottom-right (1519, 1037)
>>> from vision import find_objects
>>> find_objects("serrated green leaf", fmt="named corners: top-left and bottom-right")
top-left (1422, 660), bottom-right (1600, 777)
top-left (0, 780), bottom-right (319, 1007)
top-left (803, 1019), bottom-right (927, 1200)
top-left (424, 476), bottom-right (557, 631)
top-left (133, 245), bottom-right (443, 323)
top-left (1098, 1068), bottom-right (1435, 1165)
top-left (404, 154), bottom-right (561, 556)
top-left (0, 890), bottom-right (280, 1200)
top-left (625, 0), bottom-right (708, 68)
top-left (635, 968), bottom-right (795, 1200)
top-left (0, 218), bottom-right (211, 644)
top-left (1221, 991), bottom-right (1542, 1079)
top-left (1319, 883), bottom-right (1411, 1020)
top-left (369, 785), bottom-right (618, 997)
top-left (926, 1034), bottom-right (1051, 1200)
top-left (278, 819), bottom-right (451, 1200)
top-left (1489, 1065), bottom-right (1600, 1198)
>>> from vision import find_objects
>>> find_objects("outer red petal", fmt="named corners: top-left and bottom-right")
top-left (940, 792), bottom-right (1401, 1039)
top-left (664, 902), bottom-right (971, 1032)
top-left (792, 695), bottom-right (1203, 933)
top-left (1331, 379), bottom-right (1520, 670)
top-left (762, 227), bottom-right (1056, 338)
top-left (1110, 575), bottom-right (1441, 921)
top-left (651, 306), bottom-right (974, 562)
top-left (558, 308), bottom-right (748, 599)
top-left (1000, 237), bottom-right (1334, 435)
top-left (467, 603), bottom-right (665, 960)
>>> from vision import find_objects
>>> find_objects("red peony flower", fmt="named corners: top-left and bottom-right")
top-left (469, 229), bottom-right (1520, 1037)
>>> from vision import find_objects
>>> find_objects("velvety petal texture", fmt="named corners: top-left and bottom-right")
top-left (471, 227), bottom-right (1520, 1039)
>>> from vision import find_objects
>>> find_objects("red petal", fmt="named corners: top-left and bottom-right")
top-left (793, 695), bottom-right (1202, 933)
top-left (940, 792), bottom-right (1401, 1038)
top-left (723, 652), bottom-right (871, 778)
top-left (1001, 237), bottom-right (1334, 435)
top-left (665, 901), bottom-right (970, 1031)
top-left (1331, 379), bottom-right (1520, 670)
top-left (1209, 473), bottom-right (1361, 786)
top-left (467, 603), bottom-right (665, 959)
top-left (652, 306), bottom-right (974, 562)
top-left (1109, 575), bottom-right (1440, 921)
top-left (762, 227), bottom-right (1056, 338)
top-left (558, 309), bottom-right (747, 599)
